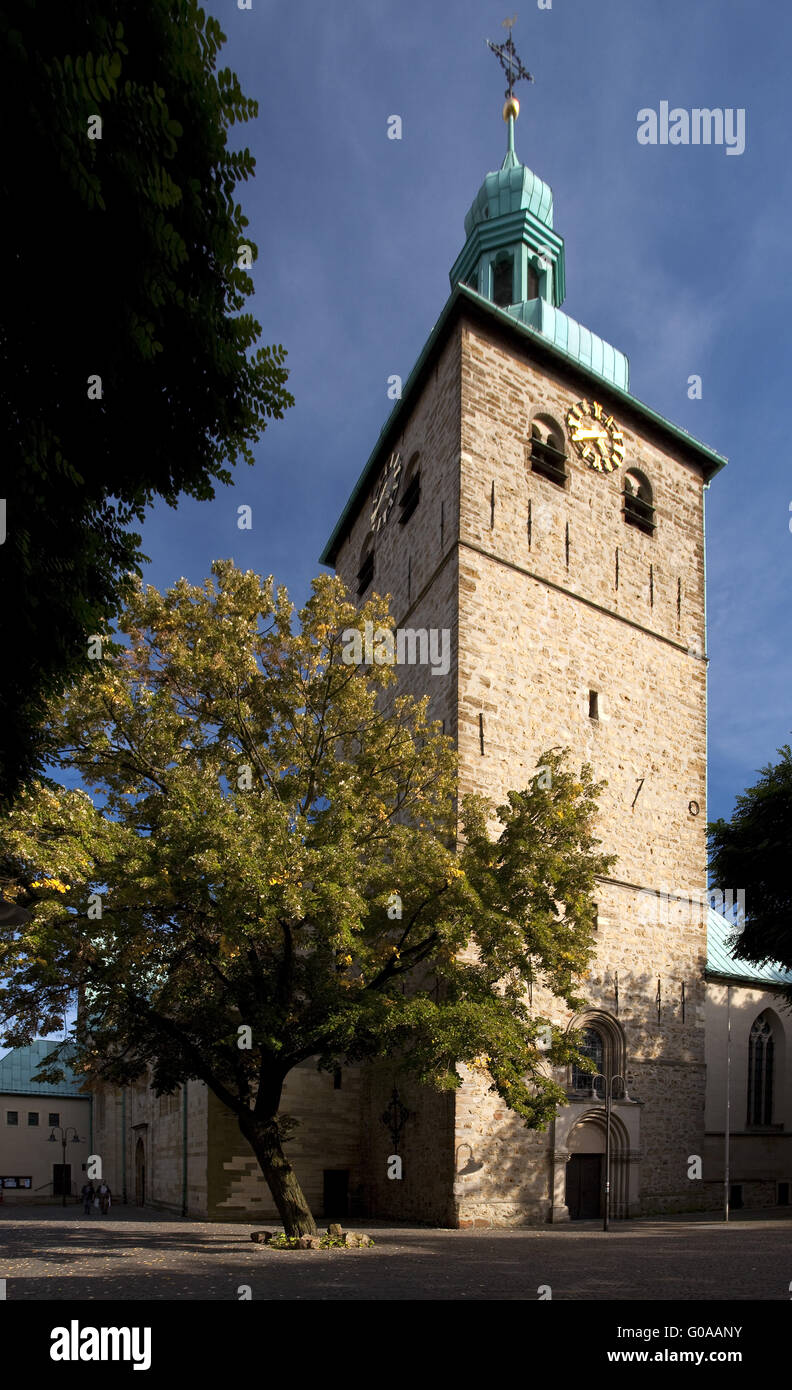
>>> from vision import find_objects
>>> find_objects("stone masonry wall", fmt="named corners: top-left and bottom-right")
top-left (333, 330), bottom-right (464, 1219)
top-left (454, 319), bottom-right (709, 1220)
top-left (360, 1063), bottom-right (456, 1225)
top-left (207, 1060), bottom-right (362, 1222)
top-left (333, 328), bottom-right (462, 736)
top-left (327, 307), bottom-right (713, 1224)
top-left (91, 1075), bottom-right (208, 1215)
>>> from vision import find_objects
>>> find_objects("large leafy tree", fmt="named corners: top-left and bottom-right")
top-left (0, 0), bottom-right (293, 802)
top-left (0, 563), bottom-right (613, 1234)
top-left (708, 745), bottom-right (792, 984)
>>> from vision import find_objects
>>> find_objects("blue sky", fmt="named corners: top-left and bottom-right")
top-left (134, 0), bottom-right (792, 825)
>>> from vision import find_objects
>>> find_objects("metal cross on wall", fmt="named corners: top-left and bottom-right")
top-left (486, 17), bottom-right (534, 100)
top-left (381, 1087), bottom-right (410, 1154)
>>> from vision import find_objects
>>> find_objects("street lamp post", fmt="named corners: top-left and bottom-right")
top-left (48, 1126), bottom-right (84, 1207)
top-left (590, 1073), bottom-right (627, 1231)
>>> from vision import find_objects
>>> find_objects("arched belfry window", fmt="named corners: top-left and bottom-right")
top-left (529, 415), bottom-right (568, 487)
top-left (492, 254), bottom-right (514, 308)
top-left (526, 261), bottom-right (539, 300)
top-left (747, 1012), bottom-right (775, 1126)
top-left (623, 469), bottom-right (656, 535)
top-left (399, 452), bottom-right (421, 526)
top-left (356, 540), bottom-right (374, 597)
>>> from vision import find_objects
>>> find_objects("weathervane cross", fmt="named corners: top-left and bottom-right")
top-left (486, 17), bottom-right (534, 101)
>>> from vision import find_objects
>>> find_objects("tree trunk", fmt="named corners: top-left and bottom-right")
top-left (243, 1116), bottom-right (317, 1237)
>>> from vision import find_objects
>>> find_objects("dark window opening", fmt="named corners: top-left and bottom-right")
top-left (323, 1169), bottom-right (349, 1218)
top-left (589, 690), bottom-right (599, 720)
top-left (6, 1111), bottom-right (18, 1126)
top-left (730, 1183), bottom-right (743, 1210)
top-left (624, 470), bottom-right (656, 535)
top-left (778, 1181), bottom-right (790, 1206)
top-left (27, 1111), bottom-right (39, 1126)
top-left (356, 550), bottom-right (374, 596)
top-left (492, 256), bottom-right (514, 308)
top-left (399, 471), bottom-right (421, 525)
top-left (48, 1112), bottom-right (60, 1127)
top-left (530, 423), bottom-right (568, 487)
top-left (333, 1067), bottom-right (342, 1091)
top-left (526, 262), bottom-right (539, 298)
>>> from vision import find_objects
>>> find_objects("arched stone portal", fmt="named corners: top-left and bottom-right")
top-left (551, 1103), bottom-right (640, 1222)
top-left (563, 1112), bottom-right (630, 1220)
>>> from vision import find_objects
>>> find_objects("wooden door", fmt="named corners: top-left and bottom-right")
top-left (566, 1153), bottom-right (602, 1219)
top-left (53, 1163), bottom-right (71, 1197)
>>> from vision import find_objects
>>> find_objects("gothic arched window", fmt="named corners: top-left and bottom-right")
top-left (571, 1027), bottom-right (604, 1094)
top-left (747, 1013), bottom-right (774, 1126)
top-left (530, 416), bottom-right (568, 487)
top-left (623, 469), bottom-right (656, 535)
top-left (568, 1011), bottom-right (626, 1098)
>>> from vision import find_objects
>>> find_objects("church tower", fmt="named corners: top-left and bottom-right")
top-left (321, 56), bottom-right (726, 1224)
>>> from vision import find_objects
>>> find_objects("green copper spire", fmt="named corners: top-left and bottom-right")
top-left (449, 24), bottom-right (629, 390)
top-left (449, 95), bottom-right (564, 311)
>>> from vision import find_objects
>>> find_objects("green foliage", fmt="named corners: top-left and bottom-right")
top-left (708, 744), bottom-right (792, 989)
top-left (0, 1), bottom-right (293, 801)
top-left (0, 563), bottom-right (613, 1126)
top-left (0, 564), bottom-right (614, 1227)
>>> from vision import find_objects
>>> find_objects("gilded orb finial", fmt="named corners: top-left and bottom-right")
top-left (503, 95), bottom-right (520, 122)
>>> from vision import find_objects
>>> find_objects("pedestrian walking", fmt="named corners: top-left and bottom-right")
top-left (98, 1180), bottom-right (112, 1214)
top-left (80, 1181), bottom-right (95, 1215)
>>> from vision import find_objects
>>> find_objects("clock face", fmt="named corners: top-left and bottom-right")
top-left (566, 399), bottom-right (625, 473)
top-left (370, 450), bottom-right (402, 533)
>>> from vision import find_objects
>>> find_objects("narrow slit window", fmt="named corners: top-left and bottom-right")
top-left (589, 690), bottom-right (599, 720)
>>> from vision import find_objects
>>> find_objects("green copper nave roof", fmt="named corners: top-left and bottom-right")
top-left (0, 1040), bottom-right (86, 1097)
top-left (319, 283), bottom-right (726, 566)
top-left (706, 908), bottom-right (792, 988)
